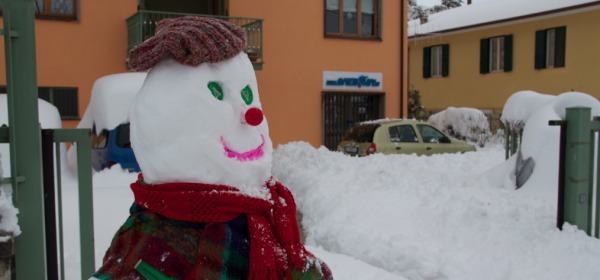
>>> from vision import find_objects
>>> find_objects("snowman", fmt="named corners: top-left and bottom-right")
top-left (93, 16), bottom-right (332, 280)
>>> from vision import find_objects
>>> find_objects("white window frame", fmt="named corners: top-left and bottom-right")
top-left (489, 37), bottom-right (505, 72)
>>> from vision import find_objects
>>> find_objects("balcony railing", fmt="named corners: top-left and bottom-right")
top-left (126, 10), bottom-right (263, 70)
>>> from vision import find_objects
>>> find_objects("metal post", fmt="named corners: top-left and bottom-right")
top-left (564, 107), bottom-right (593, 233)
top-left (2, 0), bottom-right (48, 279)
top-left (549, 120), bottom-right (567, 229)
top-left (41, 130), bottom-right (58, 279)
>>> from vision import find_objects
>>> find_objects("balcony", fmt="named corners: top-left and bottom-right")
top-left (126, 10), bottom-right (263, 70)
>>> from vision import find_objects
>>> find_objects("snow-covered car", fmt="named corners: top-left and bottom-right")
top-left (337, 119), bottom-right (476, 156)
top-left (69, 72), bottom-right (146, 172)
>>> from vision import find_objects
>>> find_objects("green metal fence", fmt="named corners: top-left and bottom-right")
top-left (550, 107), bottom-right (600, 238)
top-left (126, 10), bottom-right (264, 70)
top-left (0, 127), bottom-right (95, 279)
top-left (504, 122), bottom-right (522, 159)
top-left (1, 0), bottom-right (95, 278)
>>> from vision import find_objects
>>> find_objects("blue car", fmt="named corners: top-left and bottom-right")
top-left (91, 123), bottom-right (140, 172)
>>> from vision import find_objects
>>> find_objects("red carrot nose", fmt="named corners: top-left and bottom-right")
top-left (245, 107), bottom-right (263, 126)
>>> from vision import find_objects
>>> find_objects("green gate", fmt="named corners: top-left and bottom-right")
top-left (1, 0), bottom-right (95, 279)
top-left (550, 107), bottom-right (600, 238)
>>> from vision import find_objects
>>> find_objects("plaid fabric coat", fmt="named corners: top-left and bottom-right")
top-left (93, 203), bottom-right (331, 279)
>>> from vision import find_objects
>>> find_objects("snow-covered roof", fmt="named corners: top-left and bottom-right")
top-left (409, 0), bottom-right (600, 37)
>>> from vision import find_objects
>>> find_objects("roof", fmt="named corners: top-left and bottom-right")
top-left (408, 0), bottom-right (600, 37)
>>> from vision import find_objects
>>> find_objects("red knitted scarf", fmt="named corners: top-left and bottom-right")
top-left (130, 175), bottom-right (312, 279)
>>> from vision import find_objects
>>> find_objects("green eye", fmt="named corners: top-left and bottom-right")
top-left (241, 85), bottom-right (253, 105)
top-left (208, 82), bottom-right (223, 100)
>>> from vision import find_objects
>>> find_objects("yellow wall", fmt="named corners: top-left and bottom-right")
top-left (230, 0), bottom-right (405, 147)
top-left (0, 0), bottom-right (138, 129)
top-left (408, 7), bottom-right (600, 114)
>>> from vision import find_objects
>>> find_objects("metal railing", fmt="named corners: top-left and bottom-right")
top-left (504, 122), bottom-right (522, 159)
top-left (550, 107), bottom-right (600, 238)
top-left (0, 127), bottom-right (95, 279)
top-left (126, 10), bottom-right (263, 70)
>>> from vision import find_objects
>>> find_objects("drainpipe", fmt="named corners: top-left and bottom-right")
top-left (400, 0), bottom-right (407, 118)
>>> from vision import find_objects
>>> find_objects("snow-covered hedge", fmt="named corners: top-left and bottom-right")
top-left (428, 107), bottom-right (491, 147)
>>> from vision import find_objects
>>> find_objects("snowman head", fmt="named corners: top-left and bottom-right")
top-left (128, 16), bottom-right (272, 198)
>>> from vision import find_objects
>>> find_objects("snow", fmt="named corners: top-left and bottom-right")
top-left (428, 107), bottom-right (491, 146)
top-left (83, 72), bottom-right (146, 134)
top-left (5, 45), bottom-right (600, 278)
top-left (50, 90), bottom-right (600, 279)
top-left (409, 0), bottom-right (599, 36)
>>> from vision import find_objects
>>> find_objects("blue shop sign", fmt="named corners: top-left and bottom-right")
top-left (323, 71), bottom-right (383, 91)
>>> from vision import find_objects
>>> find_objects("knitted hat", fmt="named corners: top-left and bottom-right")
top-left (128, 16), bottom-right (247, 71)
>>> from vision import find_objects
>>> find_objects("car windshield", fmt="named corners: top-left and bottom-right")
top-left (342, 124), bottom-right (378, 142)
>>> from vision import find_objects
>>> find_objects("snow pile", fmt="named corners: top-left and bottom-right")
top-left (0, 154), bottom-right (20, 239)
top-left (80, 72), bottom-right (146, 134)
top-left (428, 107), bottom-right (491, 146)
top-left (501, 90), bottom-right (555, 131)
top-left (491, 91), bottom-right (600, 201)
top-left (273, 142), bottom-right (600, 280)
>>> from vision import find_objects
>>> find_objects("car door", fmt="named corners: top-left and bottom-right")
top-left (388, 125), bottom-right (424, 155)
top-left (415, 124), bottom-right (454, 155)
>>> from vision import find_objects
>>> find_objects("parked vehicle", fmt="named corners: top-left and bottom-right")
top-left (70, 72), bottom-right (146, 172)
top-left (338, 119), bottom-right (476, 156)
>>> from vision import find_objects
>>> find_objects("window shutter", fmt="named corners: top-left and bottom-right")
top-left (480, 39), bottom-right (490, 74)
top-left (442, 44), bottom-right (450, 77)
top-left (423, 47), bottom-right (431, 78)
top-left (555, 26), bottom-right (566, 68)
top-left (534, 30), bottom-right (547, 69)
top-left (503, 35), bottom-right (513, 72)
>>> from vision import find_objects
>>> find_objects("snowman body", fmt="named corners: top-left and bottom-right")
top-left (93, 16), bottom-right (332, 280)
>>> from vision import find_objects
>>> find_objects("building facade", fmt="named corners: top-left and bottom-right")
top-left (408, 0), bottom-right (600, 129)
top-left (0, 0), bottom-right (408, 149)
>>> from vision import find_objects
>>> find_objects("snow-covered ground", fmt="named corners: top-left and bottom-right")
top-left (59, 138), bottom-right (600, 279)
top-left (6, 88), bottom-right (600, 279)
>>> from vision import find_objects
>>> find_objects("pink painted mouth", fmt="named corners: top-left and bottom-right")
top-left (221, 135), bottom-right (265, 162)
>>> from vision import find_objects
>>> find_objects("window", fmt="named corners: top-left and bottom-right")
top-left (389, 125), bottom-right (418, 143)
top-left (416, 124), bottom-right (450, 144)
top-left (38, 87), bottom-right (79, 119)
top-left (325, 0), bottom-right (381, 39)
top-left (0, 86), bottom-right (79, 119)
top-left (423, 44), bottom-right (449, 78)
top-left (0, 0), bottom-right (78, 21)
top-left (535, 26), bottom-right (566, 69)
top-left (480, 35), bottom-right (513, 74)
top-left (35, 0), bottom-right (77, 20)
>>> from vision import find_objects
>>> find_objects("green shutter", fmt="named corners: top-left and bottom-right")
top-left (442, 44), bottom-right (449, 77)
top-left (535, 30), bottom-right (547, 69)
top-left (555, 26), bottom-right (566, 68)
top-left (480, 39), bottom-right (490, 74)
top-left (503, 35), bottom-right (513, 72)
top-left (423, 47), bottom-right (431, 78)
